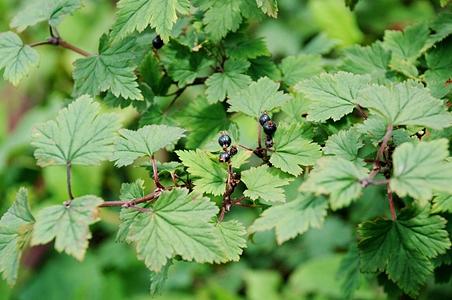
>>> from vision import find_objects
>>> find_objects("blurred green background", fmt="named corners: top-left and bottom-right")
top-left (0, 0), bottom-right (450, 299)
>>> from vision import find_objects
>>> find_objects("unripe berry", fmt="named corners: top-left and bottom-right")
top-left (152, 35), bottom-right (164, 49)
top-left (219, 152), bottom-right (231, 162)
top-left (259, 113), bottom-right (271, 126)
top-left (263, 120), bottom-right (277, 136)
top-left (218, 134), bottom-right (232, 148)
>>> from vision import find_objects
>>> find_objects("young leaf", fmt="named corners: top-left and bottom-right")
top-left (432, 194), bottom-right (452, 214)
top-left (205, 59), bottom-right (252, 103)
top-left (0, 32), bottom-right (39, 86)
top-left (358, 81), bottom-right (452, 129)
top-left (202, 0), bottom-right (244, 41)
top-left (228, 77), bottom-right (291, 118)
top-left (424, 42), bottom-right (452, 98)
top-left (31, 195), bottom-right (103, 260)
top-left (0, 188), bottom-right (34, 285)
top-left (215, 220), bottom-right (247, 261)
top-left (340, 42), bottom-right (391, 82)
top-left (241, 165), bottom-right (291, 203)
top-left (32, 95), bottom-right (120, 167)
top-left (116, 180), bottom-right (146, 243)
top-left (256, 0), bottom-right (278, 17)
top-left (382, 22), bottom-right (429, 77)
top-left (176, 150), bottom-right (227, 196)
top-left (301, 157), bottom-right (368, 210)
top-left (11, 0), bottom-right (82, 31)
top-left (390, 139), bottom-right (452, 202)
top-left (279, 54), bottom-right (324, 86)
top-left (249, 193), bottom-right (328, 244)
top-left (111, 0), bottom-right (189, 42)
top-left (324, 128), bottom-right (363, 162)
top-left (114, 125), bottom-right (185, 167)
top-left (73, 36), bottom-right (143, 100)
top-left (358, 208), bottom-right (451, 297)
top-left (296, 72), bottom-right (371, 122)
top-left (126, 188), bottom-right (221, 272)
top-left (270, 123), bottom-right (322, 176)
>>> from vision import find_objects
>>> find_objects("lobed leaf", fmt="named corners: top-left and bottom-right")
top-left (215, 220), bottom-right (247, 262)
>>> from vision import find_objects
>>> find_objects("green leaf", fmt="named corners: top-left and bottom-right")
top-left (31, 195), bottom-right (103, 260)
top-left (241, 165), bottom-right (291, 203)
top-left (429, 12), bottom-right (452, 44)
top-left (32, 95), bottom-right (120, 166)
top-left (324, 128), bottom-right (363, 162)
top-left (176, 150), bottom-right (227, 196)
top-left (203, 0), bottom-right (243, 41)
top-left (0, 32), bottom-right (39, 86)
top-left (301, 157), bottom-right (369, 210)
top-left (279, 54), bottom-right (324, 86)
top-left (249, 193), bottom-right (328, 244)
top-left (113, 125), bottom-right (185, 167)
top-left (391, 139), bottom-right (452, 202)
top-left (270, 123), bottom-right (322, 176)
top-left (0, 188), bottom-right (34, 285)
top-left (432, 194), bottom-right (452, 214)
top-left (358, 81), bottom-right (452, 129)
top-left (338, 243), bottom-right (361, 299)
top-left (205, 59), bottom-right (252, 103)
top-left (111, 0), bottom-right (189, 42)
top-left (126, 188), bottom-right (221, 271)
top-left (228, 77), bottom-right (291, 118)
top-left (340, 42), bottom-right (391, 82)
top-left (424, 42), bottom-right (452, 98)
top-left (149, 261), bottom-right (171, 296)
top-left (382, 22), bottom-right (429, 77)
top-left (73, 37), bottom-right (143, 100)
top-left (225, 34), bottom-right (270, 60)
top-left (256, 0), bottom-right (278, 17)
top-left (344, 0), bottom-right (359, 10)
top-left (358, 208), bottom-right (451, 297)
top-left (215, 220), bottom-right (247, 261)
top-left (296, 72), bottom-right (371, 122)
top-left (11, 0), bottom-right (82, 31)
top-left (115, 180), bottom-right (146, 243)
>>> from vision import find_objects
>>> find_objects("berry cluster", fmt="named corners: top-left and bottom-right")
top-left (259, 112), bottom-right (277, 147)
top-left (218, 133), bottom-right (237, 163)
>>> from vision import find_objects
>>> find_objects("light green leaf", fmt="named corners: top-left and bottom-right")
top-left (73, 37), bottom-right (143, 100)
top-left (249, 193), bottom-right (327, 244)
top-left (149, 261), bottom-right (171, 296)
top-left (228, 77), bottom-right (291, 117)
top-left (296, 72), bottom-right (371, 122)
top-left (114, 125), bottom-right (185, 167)
top-left (203, 0), bottom-right (243, 41)
top-left (358, 81), bottom-right (452, 129)
top-left (215, 220), bottom-right (247, 262)
top-left (382, 22), bottom-right (429, 77)
top-left (340, 42), bottom-right (391, 82)
top-left (126, 188), bottom-right (221, 271)
top-left (31, 195), bottom-right (103, 260)
top-left (0, 188), bottom-right (34, 285)
top-left (205, 59), bottom-right (252, 103)
top-left (111, 0), bottom-right (189, 42)
top-left (324, 128), bottom-right (363, 162)
top-left (358, 208), bottom-right (451, 297)
top-left (270, 123), bottom-right (322, 176)
top-left (32, 95), bottom-right (120, 167)
top-left (301, 157), bottom-right (368, 210)
top-left (115, 180), bottom-right (146, 243)
top-left (424, 42), bottom-right (452, 98)
top-left (0, 32), bottom-right (39, 86)
top-left (432, 194), bottom-right (452, 213)
top-left (176, 150), bottom-right (227, 196)
top-left (11, 0), bottom-right (82, 31)
top-left (242, 165), bottom-right (291, 203)
top-left (256, 0), bottom-right (278, 17)
top-left (279, 54), bottom-right (324, 86)
top-left (391, 139), bottom-right (452, 202)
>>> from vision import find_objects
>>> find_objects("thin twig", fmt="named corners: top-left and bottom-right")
top-left (257, 123), bottom-right (262, 149)
top-left (30, 37), bottom-right (91, 57)
top-left (386, 182), bottom-right (397, 221)
top-left (66, 161), bottom-right (74, 201)
top-left (99, 190), bottom-right (161, 207)
top-left (151, 155), bottom-right (165, 190)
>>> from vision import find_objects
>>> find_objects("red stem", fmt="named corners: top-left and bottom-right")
top-left (386, 183), bottom-right (397, 221)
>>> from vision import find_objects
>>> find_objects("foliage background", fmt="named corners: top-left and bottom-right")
top-left (0, 0), bottom-right (450, 299)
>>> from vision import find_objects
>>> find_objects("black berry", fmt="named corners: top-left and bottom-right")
top-left (229, 145), bottom-right (238, 156)
top-left (218, 134), bottom-right (232, 148)
top-left (259, 113), bottom-right (271, 126)
top-left (219, 152), bottom-right (231, 163)
top-left (152, 35), bottom-right (164, 49)
top-left (263, 120), bottom-right (277, 136)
